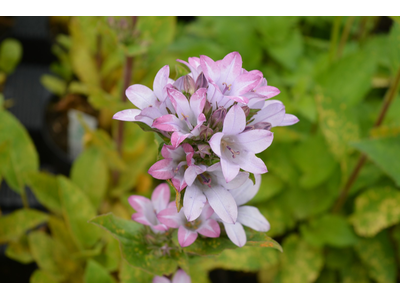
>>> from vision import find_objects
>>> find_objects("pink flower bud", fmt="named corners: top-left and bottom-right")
top-left (196, 72), bottom-right (208, 90)
top-left (210, 106), bottom-right (227, 129)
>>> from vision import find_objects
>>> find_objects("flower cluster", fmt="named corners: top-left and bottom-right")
top-left (114, 52), bottom-right (298, 248)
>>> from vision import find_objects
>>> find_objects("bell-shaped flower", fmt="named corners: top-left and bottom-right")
top-left (128, 183), bottom-right (171, 232)
top-left (221, 175), bottom-right (270, 247)
top-left (152, 87), bottom-right (207, 148)
top-left (244, 77), bottom-right (281, 109)
top-left (157, 202), bottom-right (220, 247)
top-left (209, 105), bottom-right (274, 183)
top-left (148, 144), bottom-right (206, 192)
top-left (153, 269), bottom-right (191, 283)
top-left (182, 163), bottom-right (248, 224)
top-left (113, 65), bottom-right (175, 128)
top-left (200, 52), bottom-right (262, 107)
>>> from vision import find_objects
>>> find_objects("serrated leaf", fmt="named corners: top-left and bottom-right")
top-left (84, 259), bottom-right (116, 283)
top-left (90, 213), bottom-right (185, 276)
top-left (354, 230), bottom-right (397, 283)
top-left (57, 175), bottom-right (102, 249)
top-left (0, 110), bottom-right (39, 194)
top-left (0, 209), bottom-right (48, 243)
top-left (70, 146), bottom-right (109, 209)
top-left (25, 171), bottom-right (62, 215)
top-left (300, 214), bottom-right (358, 247)
top-left (279, 234), bottom-right (324, 283)
top-left (351, 135), bottom-right (400, 187)
top-left (0, 38), bottom-right (22, 74)
top-left (349, 186), bottom-right (400, 237)
top-left (40, 74), bottom-right (67, 96)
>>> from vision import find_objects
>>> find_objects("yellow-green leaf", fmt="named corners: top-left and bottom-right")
top-left (5, 235), bottom-right (33, 264)
top-left (0, 38), bottom-right (22, 74)
top-left (119, 260), bottom-right (153, 283)
top-left (30, 270), bottom-right (58, 283)
top-left (84, 259), bottom-right (116, 283)
top-left (40, 74), bottom-right (67, 96)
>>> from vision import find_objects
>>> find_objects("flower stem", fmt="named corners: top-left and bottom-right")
top-left (337, 16), bottom-right (355, 59)
top-left (329, 16), bottom-right (342, 62)
top-left (332, 66), bottom-right (400, 213)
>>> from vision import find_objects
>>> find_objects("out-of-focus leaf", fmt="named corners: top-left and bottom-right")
top-left (84, 259), bottom-right (116, 283)
top-left (119, 260), bottom-right (153, 283)
top-left (315, 269), bottom-right (337, 283)
top-left (94, 236), bottom-right (120, 272)
top-left (351, 135), bottom-right (400, 187)
top-left (392, 224), bottom-right (400, 262)
top-left (300, 214), bottom-right (358, 247)
top-left (354, 230), bottom-right (397, 283)
top-left (258, 199), bottom-right (296, 237)
top-left (40, 74), bottom-right (67, 96)
top-left (28, 231), bottom-right (64, 282)
top-left (5, 235), bottom-right (33, 264)
top-left (390, 16), bottom-right (400, 25)
top-left (48, 216), bottom-right (78, 253)
top-left (339, 260), bottom-right (370, 283)
top-left (278, 234), bottom-right (324, 283)
top-left (349, 186), bottom-right (400, 237)
top-left (70, 146), bottom-right (109, 209)
top-left (0, 93), bottom-right (4, 109)
top-left (25, 171), bottom-right (62, 215)
top-left (291, 133), bottom-right (337, 189)
top-left (30, 270), bottom-right (58, 283)
top-left (0, 38), bottom-right (22, 74)
top-left (90, 213), bottom-right (186, 276)
top-left (0, 110), bottom-right (39, 194)
top-left (0, 209), bottom-right (48, 243)
top-left (57, 175), bottom-right (102, 249)
top-left (315, 91), bottom-right (360, 170)
top-left (316, 50), bottom-right (377, 107)
top-left (388, 23), bottom-right (400, 75)
top-left (251, 173), bottom-right (284, 204)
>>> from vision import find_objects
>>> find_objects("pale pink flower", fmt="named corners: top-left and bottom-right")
top-left (153, 269), bottom-right (191, 283)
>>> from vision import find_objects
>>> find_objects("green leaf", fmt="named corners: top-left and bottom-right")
top-left (300, 214), bottom-right (358, 247)
top-left (349, 186), bottom-right (400, 237)
top-left (351, 135), bottom-right (400, 187)
top-left (28, 231), bottom-right (64, 281)
top-left (291, 133), bottom-right (337, 189)
top-left (185, 230), bottom-right (282, 256)
top-left (389, 16), bottom-right (400, 25)
top-left (5, 235), bottom-right (34, 264)
top-left (0, 110), bottom-right (39, 194)
top-left (57, 175), bottom-right (102, 249)
top-left (278, 234), bottom-right (324, 283)
top-left (94, 237), bottom-right (120, 272)
top-left (90, 213), bottom-right (185, 276)
top-left (119, 260), bottom-right (153, 283)
top-left (84, 259), bottom-right (116, 283)
top-left (70, 146), bottom-right (109, 209)
top-left (0, 38), bottom-right (23, 74)
top-left (48, 216), bottom-right (79, 253)
top-left (251, 173), bottom-right (284, 204)
top-left (0, 208), bottom-right (48, 243)
top-left (354, 230), bottom-right (397, 283)
top-left (40, 74), bottom-right (67, 96)
top-left (388, 23), bottom-right (400, 75)
top-left (339, 260), bottom-right (370, 283)
top-left (25, 171), bottom-right (62, 215)
top-left (30, 270), bottom-right (58, 283)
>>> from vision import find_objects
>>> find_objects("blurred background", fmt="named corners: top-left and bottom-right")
top-left (0, 16), bottom-right (400, 283)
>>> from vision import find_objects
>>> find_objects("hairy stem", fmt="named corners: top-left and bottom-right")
top-left (332, 66), bottom-right (400, 213)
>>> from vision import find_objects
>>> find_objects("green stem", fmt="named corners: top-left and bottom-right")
top-left (21, 189), bottom-right (29, 208)
top-left (337, 16), bottom-right (355, 59)
top-left (332, 66), bottom-right (400, 213)
top-left (329, 16), bottom-right (342, 62)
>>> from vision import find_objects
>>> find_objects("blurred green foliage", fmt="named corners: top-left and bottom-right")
top-left (1, 16), bottom-right (400, 283)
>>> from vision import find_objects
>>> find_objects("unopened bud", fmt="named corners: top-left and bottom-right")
top-left (183, 75), bottom-right (196, 95)
top-left (254, 122), bottom-right (272, 130)
top-left (203, 100), bottom-right (212, 116)
top-left (210, 106), bottom-right (227, 129)
top-left (196, 72), bottom-right (208, 90)
top-left (197, 144), bottom-right (211, 158)
top-left (241, 106), bottom-right (250, 117)
top-left (199, 125), bottom-right (214, 140)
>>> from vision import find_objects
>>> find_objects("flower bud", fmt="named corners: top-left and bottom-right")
top-left (196, 72), bottom-right (208, 90)
top-left (254, 122), bottom-right (272, 130)
top-left (210, 106), bottom-right (227, 129)
top-left (241, 105), bottom-right (250, 117)
top-left (197, 144), bottom-right (211, 158)
top-left (203, 100), bottom-right (212, 116)
top-left (183, 75), bottom-right (196, 95)
top-left (199, 125), bottom-right (214, 140)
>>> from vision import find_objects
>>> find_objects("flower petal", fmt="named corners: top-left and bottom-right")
top-left (153, 276), bottom-right (171, 283)
top-left (148, 159), bottom-right (175, 180)
top-left (249, 102), bottom-right (285, 127)
top-left (219, 52), bottom-right (242, 85)
top-left (189, 88), bottom-right (207, 119)
top-left (152, 114), bottom-right (186, 132)
top-left (209, 132), bottom-right (224, 157)
top-left (178, 226), bottom-right (198, 247)
top-left (280, 114), bottom-right (299, 126)
top-left (151, 183), bottom-right (171, 213)
top-left (237, 206), bottom-right (270, 232)
top-left (172, 269), bottom-right (191, 283)
top-left (222, 105), bottom-right (246, 136)
top-left (220, 156), bottom-right (241, 183)
top-left (128, 196), bottom-right (158, 226)
top-left (125, 84), bottom-right (157, 109)
top-left (157, 207), bottom-right (185, 228)
top-left (200, 55), bottom-right (220, 84)
top-left (236, 129), bottom-right (274, 153)
top-left (183, 184), bottom-right (207, 221)
top-left (197, 219), bottom-right (220, 238)
top-left (202, 184), bottom-right (238, 224)
top-left (223, 222), bottom-right (246, 247)
top-left (171, 131), bottom-right (191, 148)
top-left (230, 72), bottom-right (261, 96)
top-left (229, 175), bottom-right (261, 206)
top-left (153, 65), bottom-right (170, 101)
top-left (234, 151), bottom-right (268, 174)
top-left (167, 88), bottom-right (193, 121)
top-left (112, 109), bottom-right (141, 121)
